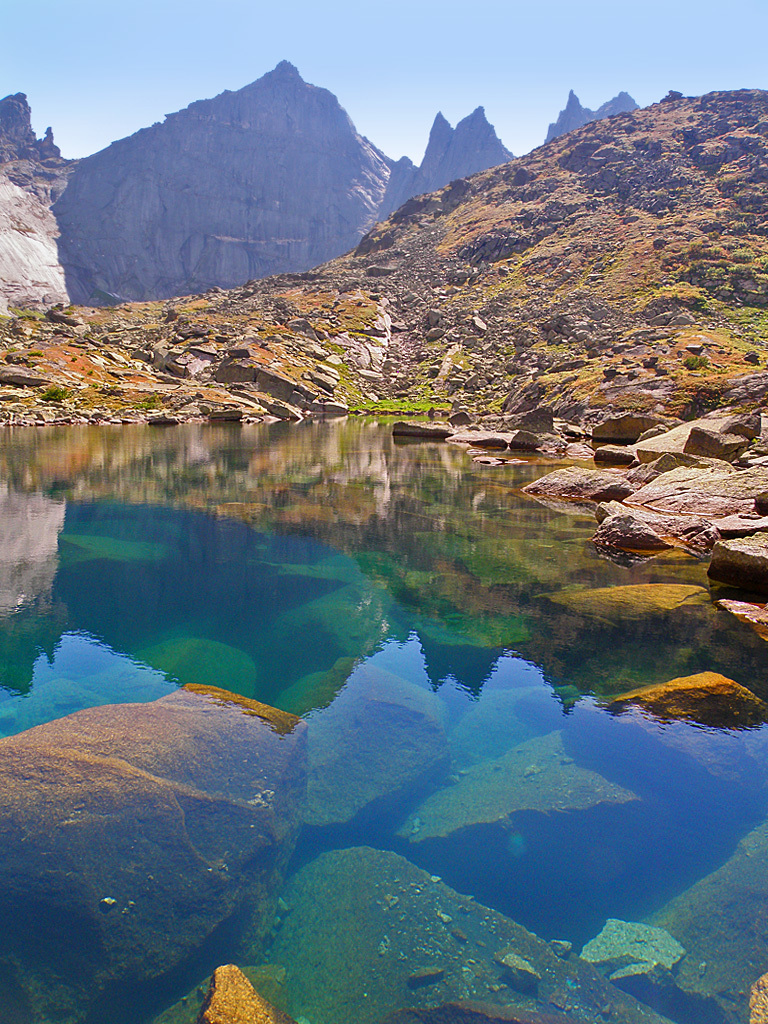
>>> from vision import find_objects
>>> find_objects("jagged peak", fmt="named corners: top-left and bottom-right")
top-left (269, 60), bottom-right (302, 80)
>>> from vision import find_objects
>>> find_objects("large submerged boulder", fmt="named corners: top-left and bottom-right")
top-left (0, 686), bottom-right (307, 1024)
top-left (268, 847), bottom-right (674, 1024)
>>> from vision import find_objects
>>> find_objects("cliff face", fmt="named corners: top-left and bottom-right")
top-left (546, 89), bottom-right (638, 142)
top-left (53, 62), bottom-right (394, 304)
top-left (380, 108), bottom-right (512, 217)
top-left (0, 177), bottom-right (68, 312)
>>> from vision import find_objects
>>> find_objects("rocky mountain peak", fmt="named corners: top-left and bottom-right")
top-left (0, 93), bottom-right (39, 163)
top-left (546, 89), bottom-right (639, 142)
top-left (380, 106), bottom-right (512, 218)
top-left (53, 63), bottom-right (393, 303)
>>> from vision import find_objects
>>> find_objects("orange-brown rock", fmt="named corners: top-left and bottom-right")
top-left (0, 687), bottom-right (306, 1023)
top-left (197, 965), bottom-right (297, 1024)
top-left (751, 971), bottom-right (768, 1023)
top-left (607, 671), bottom-right (768, 728)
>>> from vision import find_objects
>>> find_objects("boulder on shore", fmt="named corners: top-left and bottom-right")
top-left (708, 534), bottom-right (768, 593)
top-left (523, 466), bottom-right (634, 503)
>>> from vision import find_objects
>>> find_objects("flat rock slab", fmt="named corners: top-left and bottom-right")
top-left (711, 513), bottom-right (768, 538)
top-left (544, 584), bottom-right (709, 623)
top-left (398, 731), bottom-right (637, 842)
top-left (708, 534), bottom-right (768, 593)
top-left (0, 687), bottom-right (306, 1023)
top-left (447, 431), bottom-right (515, 449)
top-left (393, 422), bottom-right (454, 439)
top-left (523, 467), bottom-right (634, 503)
top-left (581, 919), bottom-right (685, 975)
top-left (606, 671), bottom-right (768, 729)
top-left (717, 598), bottom-right (768, 640)
top-left (629, 465), bottom-right (768, 517)
top-left (269, 847), bottom-right (673, 1024)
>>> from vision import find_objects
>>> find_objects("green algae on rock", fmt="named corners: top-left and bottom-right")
top-left (398, 731), bottom-right (637, 842)
top-left (606, 671), bottom-right (768, 729)
top-left (265, 847), bottom-right (675, 1024)
top-left (0, 687), bottom-right (306, 1023)
top-left (137, 637), bottom-right (259, 695)
top-left (543, 583), bottom-right (709, 623)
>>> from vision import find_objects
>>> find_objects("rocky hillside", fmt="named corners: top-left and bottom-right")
top-left (3, 89), bottom-right (768, 427)
top-left (380, 108), bottom-right (512, 218)
top-left (546, 89), bottom-right (639, 142)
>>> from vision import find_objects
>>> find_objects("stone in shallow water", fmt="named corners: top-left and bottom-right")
top-left (305, 664), bottom-right (449, 827)
top-left (266, 847), bottom-right (673, 1024)
top-left (708, 534), bottom-right (768, 594)
top-left (398, 731), bottom-right (637, 842)
top-left (196, 964), bottom-right (296, 1024)
top-left (607, 672), bottom-right (768, 729)
top-left (543, 583), bottom-right (709, 623)
top-left (0, 686), bottom-right (306, 1024)
top-left (580, 919), bottom-right (685, 976)
top-left (447, 689), bottom-right (555, 769)
top-left (651, 817), bottom-right (768, 1023)
top-left (522, 466), bottom-right (634, 503)
top-left (137, 636), bottom-right (259, 694)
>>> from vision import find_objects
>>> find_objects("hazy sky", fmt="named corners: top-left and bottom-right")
top-left (4, 0), bottom-right (768, 163)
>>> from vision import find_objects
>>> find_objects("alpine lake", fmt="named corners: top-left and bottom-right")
top-left (1, 418), bottom-right (768, 1024)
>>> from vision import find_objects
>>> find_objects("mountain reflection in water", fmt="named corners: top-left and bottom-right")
top-left (0, 420), bottom-right (767, 1024)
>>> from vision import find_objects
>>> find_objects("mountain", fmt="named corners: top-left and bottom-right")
top-left (0, 93), bottom-right (72, 203)
top-left (4, 90), bottom-right (768, 428)
top-left (380, 108), bottom-right (512, 217)
top-left (546, 89), bottom-right (639, 142)
top-left (53, 62), bottom-right (393, 304)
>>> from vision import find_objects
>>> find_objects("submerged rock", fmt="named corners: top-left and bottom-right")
top-left (716, 598), bottom-right (768, 641)
top-left (606, 672), bottom-right (768, 728)
top-left (196, 964), bottom-right (296, 1024)
top-left (398, 731), bottom-right (636, 842)
top-left (381, 1004), bottom-right (582, 1024)
top-left (544, 584), bottom-right (709, 623)
top-left (305, 664), bottom-right (449, 826)
top-left (580, 920), bottom-right (685, 977)
top-left (0, 686), bottom-right (306, 1023)
top-left (751, 972), bottom-right (768, 1024)
top-left (651, 817), bottom-right (768, 1023)
top-left (267, 847), bottom-right (674, 1024)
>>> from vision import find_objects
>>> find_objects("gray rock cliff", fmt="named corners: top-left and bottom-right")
top-left (380, 107), bottom-right (512, 217)
top-left (546, 89), bottom-right (638, 142)
top-left (53, 62), bottom-right (394, 303)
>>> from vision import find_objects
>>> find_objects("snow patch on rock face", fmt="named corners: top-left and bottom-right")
top-left (0, 177), bottom-right (68, 312)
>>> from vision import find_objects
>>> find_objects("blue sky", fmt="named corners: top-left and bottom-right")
top-left (4, 0), bottom-right (768, 163)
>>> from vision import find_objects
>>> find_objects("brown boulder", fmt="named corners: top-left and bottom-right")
top-left (523, 467), bottom-right (634, 503)
top-left (592, 415), bottom-right (662, 444)
top-left (592, 511), bottom-right (672, 553)
top-left (683, 426), bottom-right (750, 461)
top-left (593, 445), bottom-right (638, 466)
top-left (393, 421), bottom-right (453, 440)
top-left (0, 687), bottom-right (306, 1023)
top-left (708, 535), bottom-right (768, 593)
top-left (751, 972), bottom-right (768, 1024)
top-left (607, 671), bottom-right (768, 728)
top-left (197, 964), bottom-right (297, 1024)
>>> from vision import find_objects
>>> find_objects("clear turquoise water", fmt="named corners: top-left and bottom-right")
top-left (1, 421), bottom-right (767, 1024)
